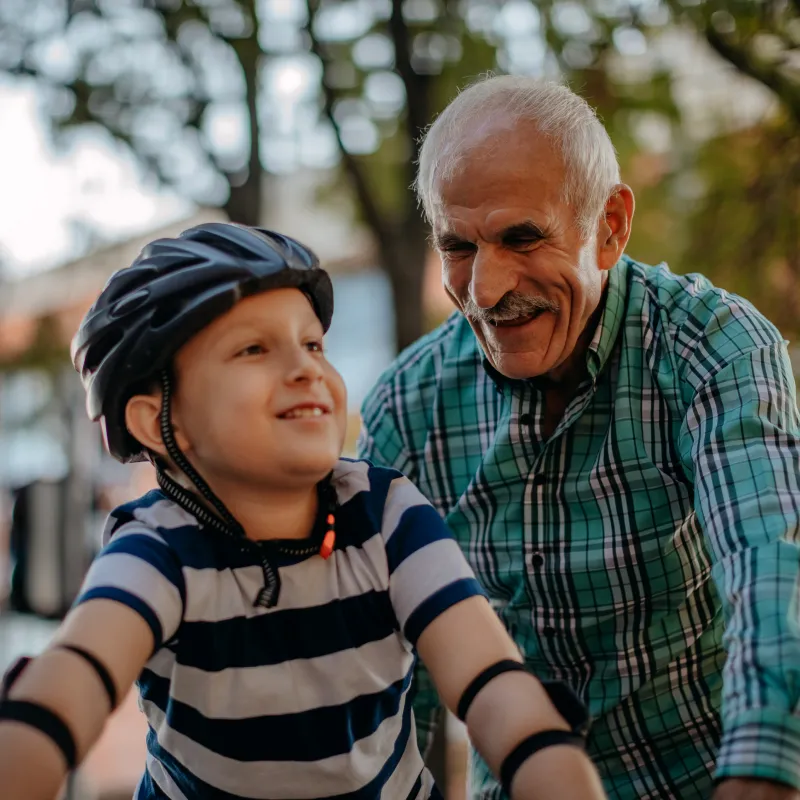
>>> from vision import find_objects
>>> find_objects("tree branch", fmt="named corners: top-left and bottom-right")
top-left (705, 25), bottom-right (800, 126)
top-left (388, 0), bottom-right (429, 154)
top-left (303, 0), bottom-right (393, 252)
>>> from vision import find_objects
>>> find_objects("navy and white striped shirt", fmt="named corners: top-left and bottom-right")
top-left (76, 458), bottom-right (486, 799)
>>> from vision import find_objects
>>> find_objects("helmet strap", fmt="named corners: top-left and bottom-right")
top-left (155, 369), bottom-right (246, 538)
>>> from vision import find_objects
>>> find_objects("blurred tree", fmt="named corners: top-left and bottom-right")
top-left (653, 2), bottom-right (800, 341)
top-left (0, 0), bottom-right (265, 225)
top-left (664, 0), bottom-right (800, 125)
top-left (686, 116), bottom-right (800, 338)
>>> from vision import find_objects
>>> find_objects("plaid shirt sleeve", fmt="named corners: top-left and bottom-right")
top-left (357, 387), bottom-right (444, 758)
top-left (677, 297), bottom-right (800, 790)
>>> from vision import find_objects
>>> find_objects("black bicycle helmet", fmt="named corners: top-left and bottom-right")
top-left (71, 222), bottom-right (334, 463)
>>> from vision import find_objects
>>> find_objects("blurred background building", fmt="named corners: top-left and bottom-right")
top-left (0, 0), bottom-right (798, 797)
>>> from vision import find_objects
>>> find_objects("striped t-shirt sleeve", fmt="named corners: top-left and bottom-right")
top-left (381, 473), bottom-right (486, 645)
top-left (74, 517), bottom-right (185, 651)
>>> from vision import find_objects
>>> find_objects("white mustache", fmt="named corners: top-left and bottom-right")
top-left (463, 292), bottom-right (559, 324)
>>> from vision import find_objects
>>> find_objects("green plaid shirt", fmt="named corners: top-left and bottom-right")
top-left (358, 256), bottom-right (800, 799)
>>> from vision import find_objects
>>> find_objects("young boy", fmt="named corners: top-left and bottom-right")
top-left (0, 223), bottom-right (606, 800)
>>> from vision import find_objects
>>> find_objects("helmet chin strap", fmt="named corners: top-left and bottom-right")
top-left (155, 369), bottom-right (246, 538)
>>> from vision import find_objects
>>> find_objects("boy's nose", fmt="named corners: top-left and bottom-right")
top-left (287, 350), bottom-right (324, 383)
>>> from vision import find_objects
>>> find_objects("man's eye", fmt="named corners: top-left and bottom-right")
top-left (306, 340), bottom-right (324, 353)
top-left (237, 344), bottom-right (265, 357)
top-left (442, 243), bottom-right (476, 256)
top-left (506, 234), bottom-right (544, 249)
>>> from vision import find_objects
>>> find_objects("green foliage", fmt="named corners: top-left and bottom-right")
top-left (685, 116), bottom-right (800, 338)
top-left (0, 0), bottom-right (263, 222)
top-left (664, 0), bottom-right (800, 126)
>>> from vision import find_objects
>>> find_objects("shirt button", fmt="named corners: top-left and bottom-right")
top-left (519, 413), bottom-right (533, 426)
top-left (543, 626), bottom-right (557, 638)
top-left (532, 473), bottom-right (546, 487)
top-left (531, 552), bottom-right (544, 568)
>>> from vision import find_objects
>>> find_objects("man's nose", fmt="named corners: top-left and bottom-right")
top-left (469, 247), bottom-right (517, 309)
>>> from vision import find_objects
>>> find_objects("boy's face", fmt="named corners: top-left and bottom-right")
top-left (169, 288), bottom-right (347, 492)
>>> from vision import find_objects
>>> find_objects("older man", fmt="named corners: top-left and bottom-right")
top-left (358, 76), bottom-right (800, 800)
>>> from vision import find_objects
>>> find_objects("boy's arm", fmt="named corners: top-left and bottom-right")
top-left (417, 597), bottom-right (605, 800)
top-left (0, 600), bottom-right (154, 800)
top-left (381, 471), bottom-right (605, 799)
top-left (0, 522), bottom-right (184, 800)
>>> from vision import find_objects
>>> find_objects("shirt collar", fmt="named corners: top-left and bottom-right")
top-left (586, 256), bottom-right (628, 381)
top-left (480, 256), bottom-right (629, 389)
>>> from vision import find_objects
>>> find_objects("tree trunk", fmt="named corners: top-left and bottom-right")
top-left (225, 2), bottom-right (263, 227)
top-left (383, 223), bottom-right (430, 353)
top-left (225, 173), bottom-right (263, 227)
top-left (305, 0), bottom-right (432, 352)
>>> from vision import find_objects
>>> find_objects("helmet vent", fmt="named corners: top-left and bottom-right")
top-left (111, 288), bottom-right (150, 317)
top-left (82, 328), bottom-right (124, 376)
top-left (150, 299), bottom-right (186, 329)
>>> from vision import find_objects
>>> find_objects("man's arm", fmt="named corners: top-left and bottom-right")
top-left (678, 339), bottom-right (800, 796)
top-left (357, 385), bottom-right (445, 756)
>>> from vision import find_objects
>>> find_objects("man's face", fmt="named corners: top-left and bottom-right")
top-left (170, 288), bottom-right (347, 493)
top-left (431, 122), bottom-right (608, 380)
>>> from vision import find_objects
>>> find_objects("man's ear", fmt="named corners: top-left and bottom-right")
top-left (596, 183), bottom-right (635, 271)
top-left (125, 392), bottom-right (191, 458)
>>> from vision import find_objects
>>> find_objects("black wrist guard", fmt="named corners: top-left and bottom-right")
top-left (500, 678), bottom-right (591, 797)
top-left (1, 656), bottom-right (32, 698)
top-left (500, 728), bottom-right (585, 796)
top-left (0, 699), bottom-right (77, 769)
top-left (457, 659), bottom-right (528, 722)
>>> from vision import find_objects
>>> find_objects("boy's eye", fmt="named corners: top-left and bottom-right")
top-left (306, 340), bottom-right (324, 353)
top-left (237, 344), bottom-right (265, 357)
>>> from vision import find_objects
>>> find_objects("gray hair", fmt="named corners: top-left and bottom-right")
top-left (415, 75), bottom-right (621, 237)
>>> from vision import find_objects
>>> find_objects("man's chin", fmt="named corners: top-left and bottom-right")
top-left (485, 351), bottom-right (557, 381)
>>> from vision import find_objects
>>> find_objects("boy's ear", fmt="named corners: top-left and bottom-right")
top-left (125, 393), bottom-right (168, 458)
top-left (125, 393), bottom-right (192, 458)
